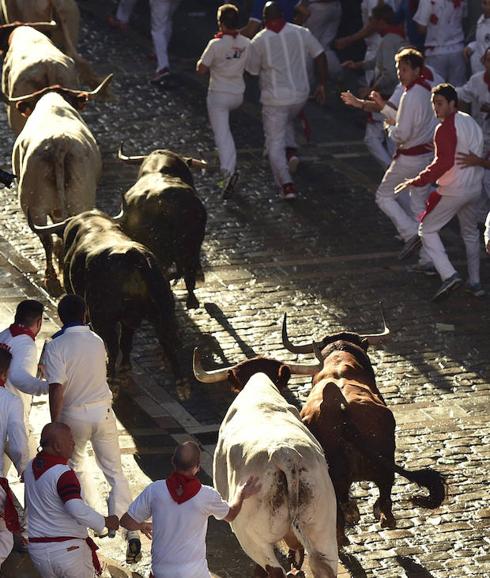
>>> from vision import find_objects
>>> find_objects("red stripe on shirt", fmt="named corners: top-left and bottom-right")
top-left (57, 470), bottom-right (82, 503)
top-left (411, 113), bottom-right (457, 187)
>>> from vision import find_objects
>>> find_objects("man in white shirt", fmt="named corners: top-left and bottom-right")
top-left (413, 0), bottom-right (466, 86)
top-left (247, 1), bottom-right (327, 200)
top-left (0, 346), bottom-right (28, 567)
top-left (24, 422), bottom-right (119, 578)
top-left (464, 0), bottom-right (490, 74)
top-left (43, 294), bottom-right (140, 564)
top-left (305, 0), bottom-right (342, 80)
top-left (197, 4), bottom-right (251, 198)
top-left (0, 299), bottom-right (49, 471)
top-left (120, 441), bottom-right (261, 578)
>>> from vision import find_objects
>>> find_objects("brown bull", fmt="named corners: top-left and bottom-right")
top-left (282, 310), bottom-right (446, 546)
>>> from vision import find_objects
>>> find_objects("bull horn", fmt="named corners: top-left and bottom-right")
top-left (118, 141), bottom-right (146, 164)
top-left (285, 344), bottom-right (323, 375)
top-left (359, 303), bottom-right (390, 345)
top-left (193, 348), bottom-right (234, 383)
top-left (282, 313), bottom-right (315, 354)
top-left (87, 74), bottom-right (114, 99)
top-left (27, 210), bottom-right (68, 236)
top-left (184, 157), bottom-right (209, 170)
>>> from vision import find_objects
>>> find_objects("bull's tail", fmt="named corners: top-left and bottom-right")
top-left (269, 446), bottom-right (301, 525)
top-left (54, 147), bottom-right (66, 222)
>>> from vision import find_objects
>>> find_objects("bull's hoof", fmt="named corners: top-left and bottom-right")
top-left (45, 276), bottom-right (63, 297)
top-left (380, 513), bottom-right (396, 529)
top-left (287, 572), bottom-right (305, 578)
top-left (186, 294), bottom-right (200, 309)
top-left (343, 500), bottom-right (361, 526)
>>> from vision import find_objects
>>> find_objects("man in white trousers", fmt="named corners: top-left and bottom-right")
top-left (305, 0), bottom-right (342, 80)
top-left (109, 0), bottom-right (182, 82)
top-left (247, 1), bottom-right (327, 200)
top-left (43, 294), bottom-right (141, 564)
top-left (0, 345), bottom-right (29, 567)
top-left (25, 422), bottom-right (120, 578)
top-left (0, 299), bottom-right (49, 471)
top-left (374, 48), bottom-right (437, 266)
top-left (197, 4), bottom-right (250, 198)
top-left (396, 83), bottom-right (485, 301)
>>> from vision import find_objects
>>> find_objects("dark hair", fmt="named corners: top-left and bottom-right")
top-left (172, 441), bottom-right (201, 471)
top-left (14, 299), bottom-right (44, 326)
top-left (432, 83), bottom-right (458, 106)
top-left (0, 346), bottom-right (12, 376)
top-left (395, 47), bottom-right (424, 71)
top-left (371, 4), bottom-right (395, 24)
top-left (58, 294), bottom-right (86, 324)
top-left (218, 4), bottom-right (239, 29)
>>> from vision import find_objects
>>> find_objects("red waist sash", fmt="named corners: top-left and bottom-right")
top-left (395, 143), bottom-right (433, 158)
top-left (0, 478), bottom-right (21, 533)
top-left (29, 536), bottom-right (102, 575)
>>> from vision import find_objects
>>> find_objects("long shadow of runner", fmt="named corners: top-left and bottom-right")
top-left (396, 555), bottom-right (438, 578)
top-left (204, 302), bottom-right (257, 359)
top-left (339, 551), bottom-right (368, 578)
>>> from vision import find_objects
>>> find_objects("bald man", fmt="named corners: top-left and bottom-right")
top-left (121, 441), bottom-right (260, 578)
top-left (24, 423), bottom-right (119, 578)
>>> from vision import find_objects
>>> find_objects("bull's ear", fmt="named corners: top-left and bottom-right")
top-left (75, 94), bottom-right (89, 110)
top-left (360, 338), bottom-right (369, 351)
top-left (276, 365), bottom-right (291, 389)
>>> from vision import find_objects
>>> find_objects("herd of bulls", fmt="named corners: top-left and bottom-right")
top-left (0, 4), bottom-right (447, 577)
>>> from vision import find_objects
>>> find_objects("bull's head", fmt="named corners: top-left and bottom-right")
top-left (2, 74), bottom-right (113, 116)
top-left (193, 346), bottom-right (323, 391)
top-left (0, 21), bottom-right (57, 52)
top-left (117, 141), bottom-right (209, 171)
top-left (282, 303), bottom-right (390, 357)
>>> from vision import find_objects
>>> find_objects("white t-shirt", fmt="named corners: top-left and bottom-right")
top-left (128, 481), bottom-right (230, 578)
top-left (413, 0), bottom-right (465, 55)
top-left (457, 71), bottom-right (490, 148)
top-left (199, 34), bottom-right (250, 95)
top-left (247, 22), bottom-right (324, 106)
top-left (43, 326), bottom-right (112, 408)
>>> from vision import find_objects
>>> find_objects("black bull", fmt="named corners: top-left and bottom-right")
top-left (30, 210), bottom-right (181, 379)
top-left (115, 147), bottom-right (207, 310)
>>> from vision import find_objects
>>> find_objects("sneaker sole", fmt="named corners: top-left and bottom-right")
top-left (432, 278), bottom-right (463, 302)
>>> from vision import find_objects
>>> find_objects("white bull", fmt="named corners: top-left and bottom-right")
top-left (10, 77), bottom-right (111, 291)
top-left (214, 372), bottom-right (338, 578)
top-left (2, 25), bottom-right (79, 134)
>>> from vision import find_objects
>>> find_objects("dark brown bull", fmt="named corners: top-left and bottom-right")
top-left (115, 144), bottom-right (207, 310)
top-left (282, 311), bottom-right (446, 546)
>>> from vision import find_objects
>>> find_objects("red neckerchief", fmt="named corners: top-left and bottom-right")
top-left (166, 472), bottom-right (202, 504)
top-left (214, 30), bottom-right (238, 39)
top-left (32, 451), bottom-right (68, 481)
top-left (9, 323), bottom-right (35, 341)
top-left (380, 25), bottom-right (405, 38)
top-left (405, 76), bottom-right (431, 92)
top-left (484, 72), bottom-right (490, 93)
top-left (0, 478), bottom-right (21, 533)
top-left (265, 18), bottom-right (286, 33)
top-left (421, 66), bottom-right (434, 81)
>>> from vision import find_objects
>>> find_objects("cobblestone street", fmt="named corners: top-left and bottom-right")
top-left (0, 1), bottom-right (489, 576)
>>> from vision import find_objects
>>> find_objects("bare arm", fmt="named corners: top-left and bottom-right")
top-left (49, 383), bottom-right (64, 422)
top-left (224, 475), bottom-right (261, 523)
top-left (120, 512), bottom-right (152, 539)
top-left (241, 19), bottom-right (261, 39)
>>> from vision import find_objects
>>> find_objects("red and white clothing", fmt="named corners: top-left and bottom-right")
top-left (24, 452), bottom-right (106, 578)
top-left (376, 80), bottom-right (437, 252)
top-left (198, 33), bottom-right (250, 176)
top-left (43, 327), bottom-right (132, 518)
top-left (0, 383), bottom-right (28, 566)
top-left (466, 15), bottom-right (490, 74)
top-left (0, 325), bottom-right (48, 468)
top-left (127, 477), bottom-right (230, 578)
top-left (247, 22), bottom-right (324, 185)
top-left (413, 112), bottom-right (484, 283)
top-left (413, 0), bottom-right (466, 85)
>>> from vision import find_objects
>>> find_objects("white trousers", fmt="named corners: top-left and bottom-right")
top-left (419, 192), bottom-right (481, 283)
top-left (29, 540), bottom-right (96, 578)
top-left (425, 52), bottom-right (466, 87)
top-left (364, 121), bottom-right (395, 169)
top-left (479, 167), bottom-right (490, 223)
top-left (262, 101), bottom-right (305, 186)
top-left (115, 0), bottom-right (137, 23)
top-left (376, 153), bottom-right (432, 241)
top-left (150, 0), bottom-right (182, 71)
top-left (207, 91), bottom-right (243, 175)
top-left (306, 1), bottom-right (342, 79)
top-left (0, 491), bottom-right (13, 568)
top-left (61, 402), bottom-right (132, 517)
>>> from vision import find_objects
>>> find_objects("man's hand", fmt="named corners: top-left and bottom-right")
top-left (140, 522), bottom-right (152, 540)
top-left (456, 151), bottom-right (483, 167)
top-left (384, 116), bottom-right (396, 126)
top-left (104, 515), bottom-right (119, 531)
top-left (313, 84), bottom-right (327, 105)
top-left (369, 90), bottom-right (386, 109)
top-left (238, 475), bottom-right (261, 500)
top-left (340, 91), bottom-right (363, 109)
top-left (394, 179), bottom-right (414, 194)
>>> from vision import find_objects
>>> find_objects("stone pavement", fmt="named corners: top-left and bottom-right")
top-left (0, 1), bottom-right (489, 576)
